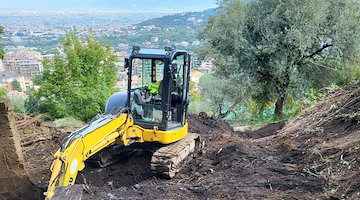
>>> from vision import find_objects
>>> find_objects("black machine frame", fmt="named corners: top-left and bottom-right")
top-left (124, 46), bottom-right (191, 131)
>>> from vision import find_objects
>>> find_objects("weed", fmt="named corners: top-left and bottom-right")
top-left (343, 111), bottom-right (360, 119)
top-left (303, 168), bottom-right (319, 177)
top-left (231, 116), bottom-right (285, 131)
top-left (304, 127), bottom-right (324, 134)
top-left (10, 96), bottom-right (27, 113)
top-left (328, 104), bottom-right (337, 111)
top-left (353, 146), bottom-right (360, 151)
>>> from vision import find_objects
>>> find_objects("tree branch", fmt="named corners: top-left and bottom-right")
top-left (218, 98), bottom-right (242, 119)
top-left (257, 70), bottom-right (282, 94)
top-left (307, 44), bottom-right (333, 58)
top-left (308, 59), bottom-right (339, 71)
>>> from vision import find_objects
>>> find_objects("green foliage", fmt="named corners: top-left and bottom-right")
top-left (24, 94), bottom-right (42, 115)
top-left (199, 0), bottom-right (360, 119)
top-left (30, 29), bottom-right (118, 122)
top-left (10, 96), bottom-right (27, 113)
top-left (53, 117), bottom-right (86, 128)
top-left (243, 117), bottom-right (285, 131)
top-left (189, 81), bottom-right (196, 90)
top-left (330, 64), bottom-right (360, 86)
top-left (305, 88), bottom-right (325, 105)
top-left (199, 74), bottom-right (229, 117)
top-left (1, 33), bottom-right (61, 55)
top-left (190, 90), bottom-right (201, 102)
top-left (343, 111), bottom-right (360, 120)
top-left (188, 100), bottom-right (212, 115)
top-left (0, 88), bottom-right (7, 98)
top-left (137, 9), bottom-right (215, 29)
top-left (188, 81), bottom-right (212, 114)
top-left (11, 79), bottom-right (22, 92)
top-left (189, 81), bottom-right (202, 102)
top-left (0, 25), bottom-right (4, 59)
top-left (198, 74), bottom-right (250, 118)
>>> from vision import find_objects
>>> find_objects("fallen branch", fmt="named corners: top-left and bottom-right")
top-left (81, 174), bottom-right (94, 195)
top-left (21, 136), bottom-right (51, 147)
top-left (16, 115), bottom-right (42, 129)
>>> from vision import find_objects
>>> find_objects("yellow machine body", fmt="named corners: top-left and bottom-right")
top-left (45, 113), bottom-right (188, 199)
top-left (45, 46), bottom-right (193, 199)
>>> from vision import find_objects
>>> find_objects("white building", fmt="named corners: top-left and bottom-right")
top-left (0, 59), bottom-right (4, 71)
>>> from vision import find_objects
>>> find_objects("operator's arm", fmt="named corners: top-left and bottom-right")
top-left (45, 107), bottom-right (133, 199)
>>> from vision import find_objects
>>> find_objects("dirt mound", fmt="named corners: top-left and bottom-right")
top-left (77, 145), bottom-right (154, 188)
top-left (267, 82), bottom-right (360, 199)
top-left (75, 111), bottom-right (236, 191)
top-left (188, 112), bottom-right (234, 139)
top-left (235, 121), bottom-right (286, 139)
top-left (16, 114), bottom-right (76, 191)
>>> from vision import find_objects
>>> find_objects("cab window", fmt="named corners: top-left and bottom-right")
top-left (130, 58), bottom-right (164, 124)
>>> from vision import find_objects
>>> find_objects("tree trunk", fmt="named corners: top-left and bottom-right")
top-left (274, 95), bottom-right (285, 119)
top-left (274, 64), bottom-right (291, 119)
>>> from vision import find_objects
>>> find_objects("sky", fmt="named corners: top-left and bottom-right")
top-left (0, 0), bottom-right (218, 12)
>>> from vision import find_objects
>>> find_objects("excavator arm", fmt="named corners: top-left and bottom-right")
top-left (44, 107), bottom-right (133, 199)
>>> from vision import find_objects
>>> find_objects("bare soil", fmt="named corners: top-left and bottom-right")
top-left (16, 82), bottom-right (360, 200)
top-left (0, 99), bottom-right (42, 200)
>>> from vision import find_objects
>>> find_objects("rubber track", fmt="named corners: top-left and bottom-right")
top-left (150, 133), bottom-right (200, 179)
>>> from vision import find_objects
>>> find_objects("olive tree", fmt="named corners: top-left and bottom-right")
top-left (199, 73), bottom-right (251, 118)
top-left (199, 0), bottom-right (360, 118)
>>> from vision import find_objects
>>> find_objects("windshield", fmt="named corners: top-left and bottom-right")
top-left (130, 58), bottom-right (164, 124)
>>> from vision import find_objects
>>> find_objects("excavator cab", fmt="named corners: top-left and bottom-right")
top-left (126, 46), bottom-right (191, 131)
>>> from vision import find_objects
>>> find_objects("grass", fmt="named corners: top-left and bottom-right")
top-left (230, 116), bottom-right (286, 131)
top-left (53, 117), bottom-right (86, 128)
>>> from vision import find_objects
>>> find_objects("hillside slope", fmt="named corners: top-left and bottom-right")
top-left (136, 9), bottom-right (216, 29)
top-left (265, 82), bottom-right (360, 199)
top-left (80, 82), bottom-right (359, 200)
top-left (109, 9), bottom-right (216, 50)
top-left (8, 81), bottom-right (359, 199)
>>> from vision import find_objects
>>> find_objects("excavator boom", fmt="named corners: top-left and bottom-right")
top-left (45, 107), bottom-right (131, 199)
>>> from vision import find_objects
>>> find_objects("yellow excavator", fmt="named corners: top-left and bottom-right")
top-left (44, 46), bottom-right (200, 199)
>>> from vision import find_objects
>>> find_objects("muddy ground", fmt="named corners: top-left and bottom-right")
top-left (16, 82), bottom-right (360, 200)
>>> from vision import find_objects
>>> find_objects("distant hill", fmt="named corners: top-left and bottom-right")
top-left (106, 8), bottom-right (216, 51)
top-left (1, 9), bottom-right (217, 53)
top-left (136, 8), bottom-right (216, 29)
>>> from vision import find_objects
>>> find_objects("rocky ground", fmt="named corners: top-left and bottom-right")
top-left (16, 82), bottom-right (360, 200)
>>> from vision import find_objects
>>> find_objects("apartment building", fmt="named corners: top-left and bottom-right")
top-left (3, 53), bottom-right (43, 77)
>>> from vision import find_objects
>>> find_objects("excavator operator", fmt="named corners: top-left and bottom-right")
top-left (147, 81), bottom-right (160, 95)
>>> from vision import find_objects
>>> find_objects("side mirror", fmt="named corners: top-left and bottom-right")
top-left (124, 58), bottom-right (129, 69)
